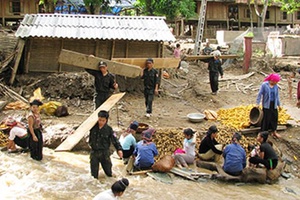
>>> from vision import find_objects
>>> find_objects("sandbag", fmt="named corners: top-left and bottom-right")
top-left (152, 155), bottom-right (175, 172)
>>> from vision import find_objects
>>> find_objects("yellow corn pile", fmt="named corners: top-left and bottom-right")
top-left (217, 105), bottom-right (291, 130)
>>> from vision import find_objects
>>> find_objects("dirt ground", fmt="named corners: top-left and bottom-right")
top-left (1, 45), bottom-right (300, 179)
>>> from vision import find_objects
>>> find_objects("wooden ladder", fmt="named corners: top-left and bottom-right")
top-left (193, 0), bottom-right (208, 55)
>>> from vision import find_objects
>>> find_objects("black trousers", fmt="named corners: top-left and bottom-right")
top-left (95, 92), bottom-right (109, 109)
top-left (29, 129), bottom-right (43, 161)
top-left (209, 72), bottom-right (219, 93)
top-left (90, 150), bottom-right (112, 178)
top-left (14, 135), bottom-right (29, 149)
top-left (261, 101), bottom-right (278, 132)
top-left (122, 145), bottom-right (135, 159)
top-left (144, 89), bottom-right (154, 114)
top-left (249, 157), bottom-right (278, 170)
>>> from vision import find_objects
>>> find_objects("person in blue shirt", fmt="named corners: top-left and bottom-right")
top-left (133, 128), bottom-right (158, 170)
top-left (223, 132), bottom-right (246, 176)
top-left (256, 73), bottom-right (281, 138)
top-left (120, 121), bottom-right (138, 164)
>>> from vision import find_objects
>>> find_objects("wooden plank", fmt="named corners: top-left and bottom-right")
top-left (55, 92), bottom-right (126, 152)
top-left (240, 125), bottom-right (287, 135)
top-left (0, 51), bottom-right (16, 72)
top-left (9, 39), bottom-right (25, 85)
top-left (185, 54), bottom-right (239, 61)
top-left (112, 58), bottom-right (181, 69)
top-left (58, 49), bottom-right (141, 78)
top-left (170, 167), bottom-right (197, 181)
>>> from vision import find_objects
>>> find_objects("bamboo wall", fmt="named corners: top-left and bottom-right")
top-left (25, 38), bottom-right (161, 73)
top-left (0, 0), bottom-right (38, 25)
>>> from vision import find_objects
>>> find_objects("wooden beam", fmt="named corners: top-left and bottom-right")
top-left (58, 49), bottom-right (141, 78)
top-left (9, 39), bottom-right (25, 85)
top-left (112, 58), bottom-right (180, 69)
top-left (55, 92), bottom-right (126, 152)
top-left (185, 54), bottom-right (239, 61)
top-left (240, 125), bottom-right (287, 135)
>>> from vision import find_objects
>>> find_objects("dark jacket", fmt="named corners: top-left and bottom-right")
top-left (141, 68), bottom-right (159, 91)
top-left (86, 69), bottom-right (115, 94)
top-left (89, 123), bottom-right (122, 151)
top-left (208, 58), bottom-right (223, 76)
top-left (198, 135), bottom-right (223, 154)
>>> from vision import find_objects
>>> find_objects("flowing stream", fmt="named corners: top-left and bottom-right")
top-left (0, 148), bottom-right (300, 200)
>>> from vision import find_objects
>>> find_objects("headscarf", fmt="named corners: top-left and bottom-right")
top-left (264, 73), bottom-right (281, 83)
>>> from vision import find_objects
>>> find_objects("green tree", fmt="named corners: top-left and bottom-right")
top-left (134, 0), bottom-right (196, 20)
top-left (83, 0), bottom-right (121, 14)
top-left (274, 0), bottom-right (300, 13)
top-left (39, 0), bottom-right (58, 13)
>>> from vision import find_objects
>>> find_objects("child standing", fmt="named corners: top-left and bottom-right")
top-left (28, 99), bottom-right (43, 161)
top-left (89, 110), bottom-right (123, 179)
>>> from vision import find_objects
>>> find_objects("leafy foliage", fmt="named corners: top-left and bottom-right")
top-left (274, 0), bottom-right (300, 13)
top-left (135, 0), bottom-right (196, 20)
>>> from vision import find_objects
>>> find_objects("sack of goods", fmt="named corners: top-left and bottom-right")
top-left (152, 155), bottom-right (175, 172)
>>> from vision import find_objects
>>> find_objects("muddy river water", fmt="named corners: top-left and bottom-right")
top-left (1, 148), bottom-right (300, 200)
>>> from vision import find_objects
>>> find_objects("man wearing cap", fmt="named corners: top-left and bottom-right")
top-left (86, 61), bottom-right (118, 109)
top-left (133, 128), bottom-right (158, 170)
top-left (198, 125), bottom-right (223, 162)
top-left (141, 58), bottom-right (159, 118)
top-left (223, 132), bottom-right (246, 176)
top-left (208, 53), bottom-right (223, 95)
top-left (119, 121), bottom-right (138, 164)
top-left (89, 110), bottom-right (123, 178)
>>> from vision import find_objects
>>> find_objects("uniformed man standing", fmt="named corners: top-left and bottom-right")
top-left (89, 110), bottom-right (123, 178)
top-left (86, 61), bottom-right (118, 109)
top-left (141, 58), bottom-right (159, 118)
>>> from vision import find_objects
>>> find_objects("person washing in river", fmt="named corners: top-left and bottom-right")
top-left (198, 125), bottom-right (223, 162)
top-left (249, 131), bottom-right (278, 170)
top-left (174, 128), bottom-right (196, 169)
top-left (86, 61), bottom-right (118, 109)
top-left (89, 110), bottom-right (123, 179)
top-left (133, 128), bottom-right (158, 170)
top-left (119, 121), bottom-right (138, 164)
top-left (93, 178), bottom-right (129, 200)
top-left (1, 117), bottom-right (29, 153)
top-left (223, 132), bottom-right (246, 176)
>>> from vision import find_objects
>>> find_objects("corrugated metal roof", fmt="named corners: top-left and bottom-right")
top-left (15, 14), bottom-right (175, 42)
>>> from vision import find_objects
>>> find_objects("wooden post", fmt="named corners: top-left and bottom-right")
top-left (95, 40), bottom-right (100, 57)
top-left (58, 39), bottom-right (63, 72)
top-left (125, 41), bottom-right (129, 58)
top-left (24, 39), bottom-right (31, 73)
top-left (9, 39), bottom-right (25, 85)
top-left (111, 40), bottom-right (115, 59)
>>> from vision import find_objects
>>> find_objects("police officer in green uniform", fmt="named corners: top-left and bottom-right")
top-left (89, 110), bottom-right (123, 178)
top-left (141, 58), bottom-right (159, 118)
top-left (86, 61), bottom-right (118, 109)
